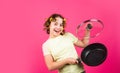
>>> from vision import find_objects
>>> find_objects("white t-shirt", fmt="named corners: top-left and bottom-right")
top-left (42, 32), bottom-right (84, 73)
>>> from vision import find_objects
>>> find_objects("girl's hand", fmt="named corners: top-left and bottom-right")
top-left (65, 58), bottom-right (78, 64)
top-left (86, 23), bottom-right (92, 30)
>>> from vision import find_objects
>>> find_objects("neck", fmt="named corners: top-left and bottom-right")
top-left (49, 33), bottom-right (60, 39)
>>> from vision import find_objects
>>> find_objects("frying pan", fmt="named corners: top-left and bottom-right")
top-left (78, 43), bottom-right (107, 66)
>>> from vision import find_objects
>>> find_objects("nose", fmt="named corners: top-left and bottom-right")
top-left (55, 26), bottom-right (61, 31)
top-left (55, 25), bottom-right (62, 31)
top-left (56, 24), bottom-right (61, 28)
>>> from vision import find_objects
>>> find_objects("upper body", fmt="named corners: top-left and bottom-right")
top-left (42, 14), bottom-right (90, 73)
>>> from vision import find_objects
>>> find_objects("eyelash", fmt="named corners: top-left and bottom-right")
top-left (60, 24), bottom-right (63, 26)
top-left (54, 23), bottom-right (63, 26)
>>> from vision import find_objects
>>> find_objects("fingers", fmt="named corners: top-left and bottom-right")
top-left (66, 58), bottom-right (78, 64)
top-left (86, 23), bottom-right (93, 30)
top-left (76, 58), bottom-right (81, 64)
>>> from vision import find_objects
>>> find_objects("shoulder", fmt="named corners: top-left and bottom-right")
top-left (64, 32), bottom-right (73, 36)
top-left (64, 32), bottom-right (75, 37)
top-left (64, 32), bottom-right (78, 43)
top-left (42, 39), bottom-right (50, 49)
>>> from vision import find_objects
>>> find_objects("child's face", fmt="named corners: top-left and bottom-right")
top-left (49, 17), bottom-right (64, 37)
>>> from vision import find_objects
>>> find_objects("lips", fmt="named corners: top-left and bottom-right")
top-left (54, 29), bottom-right (61, 33)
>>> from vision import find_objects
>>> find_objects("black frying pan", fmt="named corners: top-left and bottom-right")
top-left (78, 43), bottom-right (107, 66)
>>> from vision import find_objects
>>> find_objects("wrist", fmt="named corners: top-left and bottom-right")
top-left (64, 59), bottom-right (69, 64)
top-left (84, 36), bottom-right (90, 38)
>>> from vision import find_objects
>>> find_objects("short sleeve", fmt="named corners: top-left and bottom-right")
top-left (42, 43), bottom-right (51, 56)
top-left (66, 32), bottom-right (78, 43)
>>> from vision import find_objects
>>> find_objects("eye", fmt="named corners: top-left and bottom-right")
top-left (54, 22), bottom-right (58, 26)
top-left (60, 24), bottom-right (64, 27)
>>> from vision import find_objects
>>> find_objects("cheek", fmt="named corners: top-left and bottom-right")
top-left (49, 26), bottom-right (53, 32)
top-left (49, 24), bottom-right (54, 29)
top-left (49, 27), bottom-right (53, 32)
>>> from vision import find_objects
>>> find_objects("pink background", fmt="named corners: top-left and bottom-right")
top-left (0, 0), bottom-right (120, 73)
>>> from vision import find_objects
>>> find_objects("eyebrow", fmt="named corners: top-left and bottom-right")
top-left (55, 21), bottom-right (63, 24)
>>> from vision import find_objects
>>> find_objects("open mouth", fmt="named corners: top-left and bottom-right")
top-left (54, 29), bottom-right (61, 33)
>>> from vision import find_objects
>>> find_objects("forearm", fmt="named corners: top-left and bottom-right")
top-left (45, 55), bottom-right (77, 71)
top-left (82, 30), bottom-right (90, 46)
top-left (47, 59), bottom-right (67, 71)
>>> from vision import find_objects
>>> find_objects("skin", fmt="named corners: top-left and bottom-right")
top-left (44, 17), bottom-right (90, 71)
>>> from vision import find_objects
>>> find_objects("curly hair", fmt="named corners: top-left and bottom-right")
top-left (43, 13), bottom-right (66, 35)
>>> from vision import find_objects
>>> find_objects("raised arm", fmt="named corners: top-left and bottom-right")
top-left (74, 29), bottom-right (90, 48)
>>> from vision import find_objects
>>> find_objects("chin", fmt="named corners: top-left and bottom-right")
top-left (53, 33), bottom-right (61, 36)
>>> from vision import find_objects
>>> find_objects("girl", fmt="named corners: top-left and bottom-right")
top-left (42, 13), bottom-right (91, 73)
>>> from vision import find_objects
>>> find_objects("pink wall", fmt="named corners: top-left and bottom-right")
top-left (0, 0), bottom-right (120, 73)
